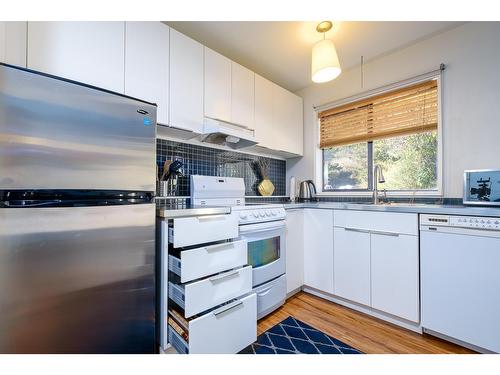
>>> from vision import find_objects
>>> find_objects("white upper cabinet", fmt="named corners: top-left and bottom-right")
top-left (254, 74), bottom-right (275, 148)
top-left (27, 22), bottom-right (125, 93)
top-left (303, 209), bottom-right (334, 294)
top-left (0, 22), bottom-right (27, 67)
top-left (125, 22), bottom-right (169, 125)
top-left (254, 73), bottom-right (303, 156)
top-left (204, 47), bottom-right (231, 122)
top-left (169, 28), bottom-right (204, 133)
top-left (231, 61), bottom-right (254, 129)
top-left (272, 85), bottom-right (303, 156)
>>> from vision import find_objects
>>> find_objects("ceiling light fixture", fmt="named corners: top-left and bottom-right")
top-left (311, 21), bottom-right (341, 83)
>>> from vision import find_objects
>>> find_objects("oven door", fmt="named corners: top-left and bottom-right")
top-left (239, 220), bottom-right (286, 287)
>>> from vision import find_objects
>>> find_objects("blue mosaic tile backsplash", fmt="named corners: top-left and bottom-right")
top-left (156, 139), bottom-right (286, 196)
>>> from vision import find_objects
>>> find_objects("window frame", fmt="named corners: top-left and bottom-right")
top-left (314, 75), bottom-right (443, 197)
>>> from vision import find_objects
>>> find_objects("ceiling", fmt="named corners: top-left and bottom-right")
top-left (166, 21), bottom-right (464, 92)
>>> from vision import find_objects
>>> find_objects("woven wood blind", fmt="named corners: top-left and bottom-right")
top-left (319, 80), bottom-right (438, 148)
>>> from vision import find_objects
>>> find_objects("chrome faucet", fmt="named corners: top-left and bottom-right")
top-left (373, 164), bottom-right (386, 204)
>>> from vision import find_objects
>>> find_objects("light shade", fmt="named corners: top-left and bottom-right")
top-left (311, 39), bottom-right (341, 83)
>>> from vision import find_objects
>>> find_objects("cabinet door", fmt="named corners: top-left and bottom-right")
top-left (27, 22), bottom-right (125, 93)
top-left (0, 21), bottom-right (27, 67)
top-left (125, 22), bottom-right (169, 125)
top-left (303, 209), bottom-right (334, 294)
top-left (333, 227), bottom-right (371, 306)
top-left (254, 74), bottom-right (274, 148)
top-left (231, 61), bottom-right (254, 129)
top-left (272, 86), bottom-right (303, 156)
top-left (169, 28), bottom-right (204, 133)
top-left (204, 47), bottom-right (231, 122)
top-left (371, 233), bottom-right (419, 322)
top-left (285, 209), bottom-right (304, 294)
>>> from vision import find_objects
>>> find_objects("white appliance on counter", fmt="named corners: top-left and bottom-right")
top-left (191, 175), bottom-right (287, 319)
top-left (420, 214), bottom-right (500, 353)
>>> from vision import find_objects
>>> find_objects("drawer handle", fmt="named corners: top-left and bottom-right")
top-left (370, 230), bottom-right (400, 237)
top-left (257, 286), bottom-right (273, 297)
top-left (205, 242), bottom-right (235, 252)
top-left (344, 227), bottom-right (370, 234)
top-left (208, 269), bottom-right (240, 282)
top-left (344, 227), bottom-right (400, 237)
top-left (197, 215), bottom-right (228, 222)
top-left (213, 301), bottom-right (244, 317)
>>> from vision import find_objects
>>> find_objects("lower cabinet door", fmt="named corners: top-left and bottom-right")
top-left (303, 209), bottom-right (334, 294)
top-left (370, 233), bottom-right (419, 322)
top-left (168, 293), bottom-right (257, 354)
top-left (333, 227), bottom-right (371, 306)
top-left (285, 209), bottom-right (304, 294)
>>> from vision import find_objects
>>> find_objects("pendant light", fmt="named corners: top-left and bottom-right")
top-left (311, 21), bottom-right (341, 83)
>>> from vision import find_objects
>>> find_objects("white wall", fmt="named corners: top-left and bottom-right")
top-left (288, 22), bottom-right (500, 198)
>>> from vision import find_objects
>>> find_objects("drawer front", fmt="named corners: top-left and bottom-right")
top-left (189, 293), bottom-right (257, 353)
top-left (254, 274), bottom-right (286, 319)
top-left (174, 240), bottom-right (248, 283)
top-left (184, 265), bottom-right (252, 317)
top-left (334, 210), bottom-right (418, 236)
top-left (170, 213), bottom-right (239, 248)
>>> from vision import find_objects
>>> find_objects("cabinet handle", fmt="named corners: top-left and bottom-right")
top-left (370, 230), bottom-right (400, 237)
top-left (344, 227), bottom-right (370, 234)
top-left (213, 301), bottom-right (244, 317)
top-left (204, 242), bottom-right (235, 252)
top-left (208, 269), bottom-right (240, 282)
top-left (197, 214), bottom-right (228, 222)
top-left (344, 227), bottom-right (400, 237)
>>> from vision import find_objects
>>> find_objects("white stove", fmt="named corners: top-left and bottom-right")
top-left (190, 175), bottom-right (287, 319)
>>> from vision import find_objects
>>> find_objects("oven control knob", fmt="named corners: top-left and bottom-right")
top-left (265, 210), bottom-right (271, 217)
top-left (271, 210), bottom-right (277, 216)
top-left (239, 212), bottom-right (248, 220)
top-left (259, 212), bottom-right (265, 218)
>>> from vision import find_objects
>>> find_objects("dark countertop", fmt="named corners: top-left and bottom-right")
top-left (283, 201), bottom-right (500, 217)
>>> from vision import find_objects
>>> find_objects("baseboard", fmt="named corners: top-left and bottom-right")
top-left (422, 328), bottom-right (492, 354)
top-left (286, 286), bottom-right (303, 300)
top-left (302, 286), bottom-right (422, 334)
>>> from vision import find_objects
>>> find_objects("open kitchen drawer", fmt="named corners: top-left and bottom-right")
top-left (168, 293), bottom-right (257, 354)
top-left (168, 239), bottom-right (248, 283)
top-left (169, 265), bottom-right (253, 318)
top-left (168, 213), bottom-right (239, 248)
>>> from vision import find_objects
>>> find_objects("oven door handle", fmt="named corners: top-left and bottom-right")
top-left (239, 221), bottom-right (286, 234)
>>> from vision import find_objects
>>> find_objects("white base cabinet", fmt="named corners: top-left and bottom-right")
top-left (333, 210), bottom-right (419, 323)
top-left (371, 233), bottom-right (419, 322)
top-left (285, 209), bottom-right (304, 294)
top-left (303, 209), bottom-right (334, 294)
top-left (333, 227), bottom-right (371, 306)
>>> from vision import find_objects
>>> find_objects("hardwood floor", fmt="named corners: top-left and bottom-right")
top-left (257, 291), bottom-right (475, 354)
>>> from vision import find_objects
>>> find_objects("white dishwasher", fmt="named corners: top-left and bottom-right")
top-left (420, 214), bottom-right (500, 353)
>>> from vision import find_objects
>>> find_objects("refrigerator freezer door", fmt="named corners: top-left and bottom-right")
top-left (0, 203), bottom-right (155, 353)
top-left (0, 64), bottom-right (156, 192)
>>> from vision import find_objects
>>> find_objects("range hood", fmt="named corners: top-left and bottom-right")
top-left (200, 117), bottom-right (257, 149)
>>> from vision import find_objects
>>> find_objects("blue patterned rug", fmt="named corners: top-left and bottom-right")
top-left (240, 316), bottom-right (363, 354)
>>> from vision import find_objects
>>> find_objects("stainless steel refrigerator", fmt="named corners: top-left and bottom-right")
top-left (0, 63), bottom-right (157, 353)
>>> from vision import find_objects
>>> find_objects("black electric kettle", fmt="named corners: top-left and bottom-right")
top-left (298, 180), bottom-right (317, 201)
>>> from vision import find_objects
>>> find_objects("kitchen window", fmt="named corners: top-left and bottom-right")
top-left (319, 79), bottom-right (440, 193)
